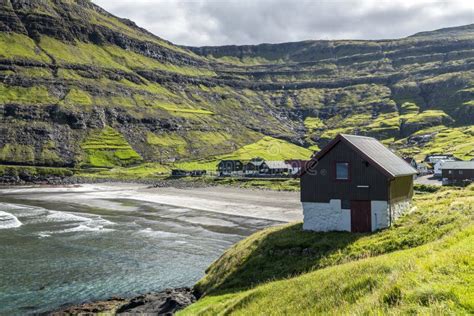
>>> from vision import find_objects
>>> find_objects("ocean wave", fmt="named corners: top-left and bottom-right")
top-left (137, 227), bottom-right (187, 238)
top-left (46, 211), bottom-right (100, 223)
top-left (0, 202), bottom-right (115, 235)
top-left (37, 224), bottom-right (115, 237)
top-left (0, 211), bottom-right (22, 229)
top-left (59, 224), bottom-right (115, 234)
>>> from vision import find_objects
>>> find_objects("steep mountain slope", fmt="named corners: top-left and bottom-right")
top-left (190, 25), bottom-right (474, 159)
top-left (0, 0), bottom-right (473, 172)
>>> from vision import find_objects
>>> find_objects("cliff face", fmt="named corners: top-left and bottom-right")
top-left (0, 0), bottom-right (473, 169)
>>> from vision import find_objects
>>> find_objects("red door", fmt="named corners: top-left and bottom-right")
top-left (350, 200), bottom-right (371, 233)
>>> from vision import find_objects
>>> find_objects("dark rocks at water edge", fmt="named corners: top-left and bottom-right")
top-left (49, 287), bottom-right (197, 315)
top-left (0, 174), bottom-right (216, 189)
top-left (116, 288), bottom-right (197, 314)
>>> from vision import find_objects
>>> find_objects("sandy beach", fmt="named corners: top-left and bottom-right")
top-left (0, 183), bottom-right (303, 222)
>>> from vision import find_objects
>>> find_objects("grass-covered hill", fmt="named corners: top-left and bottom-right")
top-left (0, 0), bottom-right (473, 175)
top-left (180, 185), bottom-right (474, 315)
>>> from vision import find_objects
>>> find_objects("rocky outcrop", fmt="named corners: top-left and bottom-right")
top-left (6, 0), bottom-right (208, 67)
top-left (116, 288), bottom-right (196, 315)
top-left (50, 288), bottom-right (196, 316)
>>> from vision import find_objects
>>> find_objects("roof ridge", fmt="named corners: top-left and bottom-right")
top-left (340, 134), bottom-right (375, 139)
top-left (298, 133), bottom-right (417, 178)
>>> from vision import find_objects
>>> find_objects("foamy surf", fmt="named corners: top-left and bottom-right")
top-left (38, 224), bottom-right (115, 236)
top-left (37, 211), bottom-right (115, 236)
top-left (0, 201), bottom-right (115, 236)
top-left (137, 227), bottom-right (187, 238)
top-left (0, 211), bottom-right (22, 229)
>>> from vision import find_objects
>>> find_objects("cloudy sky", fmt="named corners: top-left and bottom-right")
top-left (92, 0), bottom-right (473, 46)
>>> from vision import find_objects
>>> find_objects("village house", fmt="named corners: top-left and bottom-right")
top-left (265, 161), bottom-right (291, 175)
top-left (299, 134), bottom-right (417, 233)
top-left (217, 160), bottom-right (244, 176)
top-left (243, 158), bottom-right (266, 175)
top-left (243, 158), bottom-right (297, 177)
top-left (441, 161), bottom-right (474, 186)
top-left (171, 169), bottom-right (188, 177)
top-left (285, 159), bottom-right (309, 175)
top-left (416, 162), bottom-right (430, 175)
top-left (404, 157), bottom-right (418, 178)
top-left (433, 159), bottom-right (456, 177)
top-left (425, 154), bottom-right (455, 164)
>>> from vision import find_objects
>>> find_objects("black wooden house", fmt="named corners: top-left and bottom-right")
top-left (299, 134), bottom-right (417, 232)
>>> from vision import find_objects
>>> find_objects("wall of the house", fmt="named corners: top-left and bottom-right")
top-left (371, 200), bottom-right (389, 231)
top-left (442, 168), bottom-right (474, 186)
top-left (390, 198), bottom-right (412, 221)
top-left (300, 141), bottom-right (389, 203)
top-left (303, 198), bottom-right (410, 232)
top-left (389, 175), bottom-right (414, 202)
top-left (371, 199), bottom-right (413, 231)
top-left (302, 200), bottom-right (351, 231)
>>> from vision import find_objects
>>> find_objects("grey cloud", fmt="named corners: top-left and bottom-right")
top-left (92, 0), bottom-right (474, 46)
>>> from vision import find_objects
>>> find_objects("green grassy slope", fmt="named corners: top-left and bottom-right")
top-left (80, 126), bottom-right (143, 168)
top-left (180, 186), bottom-right (474, 314)
top-left (183, 227), bottom-right (473, 315)
top-left (175, 136), bottom-right (313, 171)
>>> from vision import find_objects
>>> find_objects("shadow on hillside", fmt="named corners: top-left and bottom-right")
top-left (198, 223), bottom-right (369, 296)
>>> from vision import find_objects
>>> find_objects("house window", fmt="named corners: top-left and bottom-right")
top-left (341, 199), bottom-right (351, 209)
top-left (335, 162), bottom-right (350, 180)
top-left (448, 170), bottom-right (452, 174)
top-left (459, 170), bottom-right (463, 175)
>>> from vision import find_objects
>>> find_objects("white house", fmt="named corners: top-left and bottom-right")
top-left (434, 159), bottom-right (455, 177)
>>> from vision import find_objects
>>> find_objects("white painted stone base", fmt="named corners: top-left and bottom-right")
top-left (371, 200), bottom-right (389, 231)
top-left (303, 199), bottom-right (412, 232)
top-left (302, 200), bottom-right (351, 232)
top-left (391, 199), bottom-right (412, 221)
top-left (371, 199), bottom-right (412, 231)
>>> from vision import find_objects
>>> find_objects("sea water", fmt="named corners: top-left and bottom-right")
top-left (0, 188), bottom-right (276, 314)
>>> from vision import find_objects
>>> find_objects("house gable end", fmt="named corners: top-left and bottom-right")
top-left (301, 140), bottom-right (389, 203)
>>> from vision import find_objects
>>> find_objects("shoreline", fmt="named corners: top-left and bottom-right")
top-left (1, 183), bottom-right (302, 314)
top-left (1, 182), bottom-right (303, 223)
top-left (48, 288), bottom-right (197, 315)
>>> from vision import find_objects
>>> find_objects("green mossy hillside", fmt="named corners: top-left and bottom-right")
top-left (0, 33), bottom-right (50, 62)
top-left (314, 105), bottom-right (454, 146)
top-left (174, 136), bottom-right (314, 171)
top-left (0, 143), bottom-right (36, 165)
top-left (0, 165), bottom-right (73, 178)
top-left (0, 1), bottom-right (472, 171)
top-left (38, 36), bottom-right (215, 77)
top-left (182, 186), bottom-right (474, 315)
top-left (397, 125), bottom-right (474, 160)
top-left (224, 136), bottom-right (313, 160)
top-left (0, 141), bottom-right (64, 166)
top-left (0, 84), bottom-right (58, 105)
top-left (80, 126), bottom-right (142, 168)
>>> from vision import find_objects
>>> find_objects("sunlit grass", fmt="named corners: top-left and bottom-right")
top-left (181, 186), bottom-right (474, 315)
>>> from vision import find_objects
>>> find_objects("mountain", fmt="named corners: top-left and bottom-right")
top-left (0, 0), bottom-right (473, 174)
